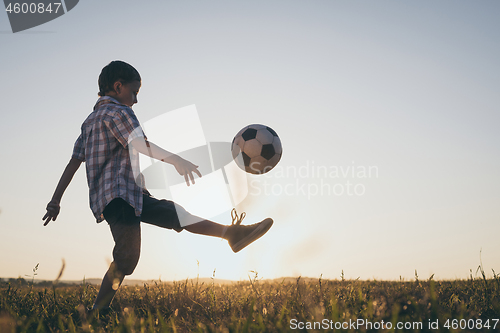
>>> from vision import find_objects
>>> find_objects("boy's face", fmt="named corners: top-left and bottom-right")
top-left (112, 80), bottom-right (141, 107)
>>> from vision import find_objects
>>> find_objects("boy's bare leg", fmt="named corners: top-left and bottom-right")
top-left (90, 221), bottom-right (224, 310)
top-left (90, 222), bottom-right (223, 310)
top-left (184, 220), bottom-right (228, 238)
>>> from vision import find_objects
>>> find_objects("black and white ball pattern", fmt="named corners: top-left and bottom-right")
top-left (231, 124), bottom-right (282, 174)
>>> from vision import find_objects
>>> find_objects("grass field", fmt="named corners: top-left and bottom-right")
top-left (1, 270), bottom-right (499, 332)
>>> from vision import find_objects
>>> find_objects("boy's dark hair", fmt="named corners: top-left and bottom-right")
top-left (98, 61), bottom-right (141, 97)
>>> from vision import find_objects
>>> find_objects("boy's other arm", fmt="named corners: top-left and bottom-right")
top-left (42, 157), bottom-right (83, 226)
top-left (129, 138), bottom-right (201, 186)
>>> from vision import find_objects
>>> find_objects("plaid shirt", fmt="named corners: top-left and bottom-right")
top-left (72, 96), bottom-right (146, 222)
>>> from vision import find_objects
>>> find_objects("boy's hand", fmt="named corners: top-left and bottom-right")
top-left (42, 200), bottom-right (60, 226)
top-left (170, 155), bottom-right (202, 186)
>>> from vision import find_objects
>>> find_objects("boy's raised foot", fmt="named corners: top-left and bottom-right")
top-left (225, 210), bottom-right (273, 253)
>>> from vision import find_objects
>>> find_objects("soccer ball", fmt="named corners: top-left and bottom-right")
top-left (231, 124), bottom-right (282, 174)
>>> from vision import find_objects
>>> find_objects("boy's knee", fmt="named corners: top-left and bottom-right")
top-left (120, 263), bottom-right (138, 276)
top-left (113, 247), bottom-right (140, 276)
top-left (116, 252), bottom-right (140, 276)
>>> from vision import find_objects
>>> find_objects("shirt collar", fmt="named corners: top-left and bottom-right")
top-left (94, 96), bottom-right (123, 110)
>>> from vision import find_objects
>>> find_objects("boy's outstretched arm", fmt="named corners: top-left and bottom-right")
top-left (130, 138), bottom-right (201, 186)
top-left (42, 157), bottom-right (83, 226)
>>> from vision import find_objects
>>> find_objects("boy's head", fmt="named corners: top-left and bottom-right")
top-left (98, 61), bottom-right (141, 105)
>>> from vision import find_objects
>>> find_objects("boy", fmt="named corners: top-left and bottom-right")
top-left (42, 60), bottom-right (273, 311)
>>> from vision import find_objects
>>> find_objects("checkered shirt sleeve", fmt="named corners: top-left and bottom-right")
top-left (72, 134), bottom-right (85, 161)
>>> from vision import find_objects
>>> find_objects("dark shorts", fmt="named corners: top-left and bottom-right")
top-left (102, 194), bottom-right (189, 275)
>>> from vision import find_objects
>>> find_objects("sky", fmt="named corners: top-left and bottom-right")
top-left (0, 0), bottom-right (499, 283)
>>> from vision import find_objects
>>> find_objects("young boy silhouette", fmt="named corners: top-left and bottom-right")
top-left (42, 60), bottom-right (273, 311)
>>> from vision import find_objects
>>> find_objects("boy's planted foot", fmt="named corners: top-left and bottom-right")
top-left (225, 209), bottom-right (273, 253)
top-left (86, 306), bottom-right (112, 320)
